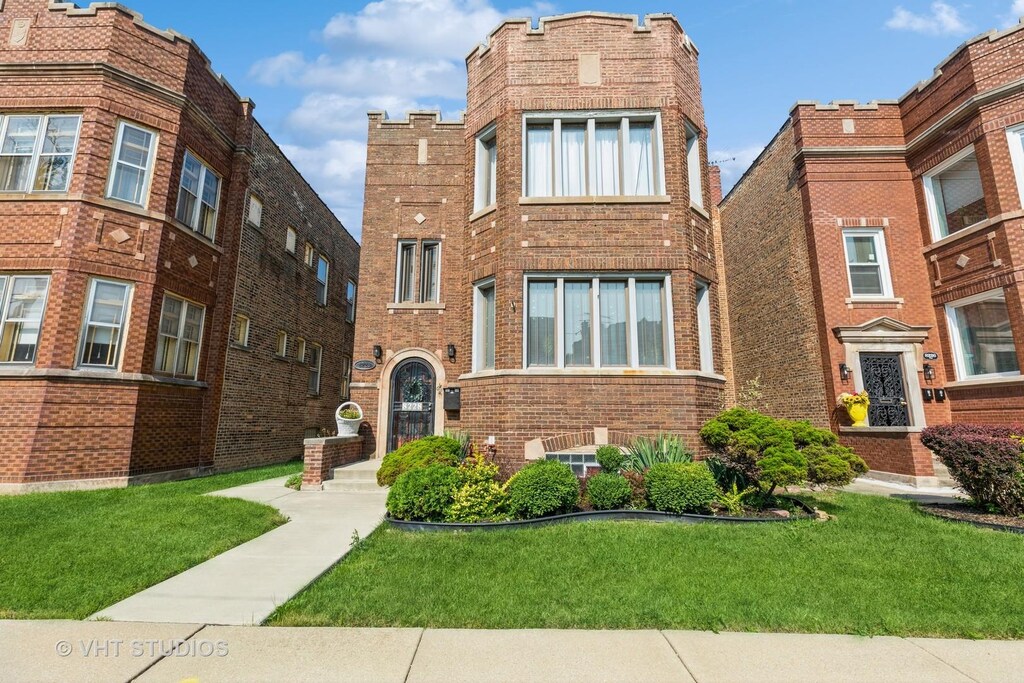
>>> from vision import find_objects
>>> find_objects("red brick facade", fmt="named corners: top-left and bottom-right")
top-left (721, 21), bottom-right (1024, 484)
top-left (0, 1), bottom-right (357, 491)
top-left (352, 13), bottom-right (730, 472)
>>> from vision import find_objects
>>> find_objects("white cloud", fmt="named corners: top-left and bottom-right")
top-left (710, 146), bottom-right (766, 195)
top-left (280, 140), bottom-right (368, 231)
top-left (885, 2), bottom-right (971, 36)
top-left (1002, 0), bottom-right (1024, 27)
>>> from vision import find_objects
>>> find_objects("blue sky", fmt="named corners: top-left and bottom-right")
top-left (122, 0), bottom-right (1024, 237)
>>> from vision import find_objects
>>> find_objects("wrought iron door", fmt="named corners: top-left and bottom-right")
top-left (388, 359), bottom-right (435, 452)
top-left (859, 353), bottom-right (910, 427)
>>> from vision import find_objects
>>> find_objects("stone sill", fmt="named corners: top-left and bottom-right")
top-left (845, 297), bottom-right (905, 306)
top-left (923, 209), bottom-right (1024, 253)
top-left (303, 435), bottom-right (363, 447)
top-left (387, 302), bottom-right (446, 311)
top-left (0, 366), bottom-right (208, 388)
top-left (469, 204), bottom-right (497, 222)
top-left (518, 195), bottom-right (671, 206)
top-left (690, 202), bottom-right (710, 219)
top-left (459, 369), bottom-right (726, 382)
top-left (945, 375), bottom-right (1024, 389)
top-left (839, 426), bottom-right (924, 434)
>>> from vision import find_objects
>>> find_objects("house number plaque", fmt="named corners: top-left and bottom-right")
top-left (354, 360), bottom-right (376, 371)
top-left (401, 402), bottom-right (425, 412)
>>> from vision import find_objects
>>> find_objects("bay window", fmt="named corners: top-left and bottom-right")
top-left (695, 281), bottom-right (714, 373)
top-left (78, 279), bottom-right (132, 369)
top-left (946, 289), bottom-right (1020, 379)
top-left (685, 121), bottom-right (703, 208)
top-left (0, 114), bottom-right (81, 193)
top-left (154, 293), bottom-right (205, 380)
top-left (924, 146), bottom-right (988, 239)
top-left (524, 275), bottom-right (673, 370)
top-left (524, 112), bottom-right (664, 198)
top-left (107, 121), bottom-right (156, 206)
top-left (474, 125), bottom-right (497, 211)
top-left (175, 151), bottom-right (221, 240)
top-left (0, 274), bottom-right (50, 364)
top-left (474, 279), bottom-right (496, 372)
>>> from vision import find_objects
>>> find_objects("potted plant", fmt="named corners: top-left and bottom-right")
top-left (838, 391), bottom-right (870, 427)
top-left (335, 402), bottom-right (363, 436)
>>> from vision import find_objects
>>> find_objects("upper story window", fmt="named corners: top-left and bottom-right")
top-left (286, 227), bottom-right (297, 254)
top-left (154, 293), bottom-right (205, 380)
top-left (473, 279), bottom-right (496, 372)
top-left (275, 330), bottom-right (288, 358)
top-left (524, 275), bottom-right (673, 370)
top-left (316, 255), bottom-right (330, 306)
top-left (395, 240), bottom-right (440, 304)
top-left (923, 146), bottom-right (988, 240)
top-left (420, 241), bottom-right (440, 303)
top-left (304, 242), bottom-right (315, 268)
top-left (340, 354), bottom-right (352, 400)
top-left (107, 121), bottom-right (157, 206)
top-left (474, 125), bottom-right (497, 211)
top-left (396, 241), bottom-right (417, 303)
top-left (685, 121), bottom-right (704, 208)
top-left (296, 338), bottom-right (306, 363)
top-left (0, 114), bottom-right (81, 194)
top-left (946, 288), bottom-right (1019, 380)
top-left (308, 344), bottom-right (322, 396)
top-left (0, 274), bottom-right (50, 364)
top-left (346, 280), bottom-right (357, 323)
top-left (695, 280), bottom-right (714, 373)
top-left (843, 229), bottom-right (893, 299)
top-left (247, 194), bottom-right (263, 228)
top-left (524, 112), bottom-right (664, 198)
top-left (78, 278), bottom-right (132, 370)
top-left (232, 314), bottom-right (250, 346)
top-left (175, 151), bottom-right (221, 240)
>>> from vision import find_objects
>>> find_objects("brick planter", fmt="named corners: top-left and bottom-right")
top-left (302, 436), bottom-right (365, 490)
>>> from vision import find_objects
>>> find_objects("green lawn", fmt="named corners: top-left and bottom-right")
top-left (268, 492), bottom-right (1024, 638)
top-left (0, 461), bottom-right (301, 620)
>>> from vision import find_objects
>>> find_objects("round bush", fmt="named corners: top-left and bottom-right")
top-left (595, 445), bottom-right (626, 473)
top-left (386, 464), bottom-right (460, 521)
top-left (505, 460), bottom-right (580, 519)
top-left (446, 480), bottom-right (507, 523)
top-left (644, 462), bottom-right (718, 514)
top-left (804, 444), bottom-right (867, 488)
top-left (585, 473), bottom-right (632, 510)
top-left (377, 436), bottom-right (463, 487)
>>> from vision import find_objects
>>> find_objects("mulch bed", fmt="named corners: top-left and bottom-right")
top-left (921, 504), bottom-right (1024, 534)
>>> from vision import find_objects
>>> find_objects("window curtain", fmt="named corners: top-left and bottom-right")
top-left (560, 124), bottom-right (586, 196)
top-left (594, 124), bottom-right (621, 195)
top-left (600, 281), bottom-right (628, 365)
top-left (635, 281), bottom-right (665, 366)
top-left (563, 281), bottom-right (592, 366)
top-left (528, 281), bottom-right (556, 366)
top-left (526, 126), bottom-right (553, 197)
top-left (629, 122), bottom-right (654, 196)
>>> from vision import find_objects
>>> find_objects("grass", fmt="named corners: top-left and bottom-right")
top-left (0, 461), bottom-right (301, 620)
top-left (268, 492), bottom-right (1024, 638)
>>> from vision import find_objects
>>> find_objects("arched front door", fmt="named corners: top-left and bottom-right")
top-left (388, 358), bottom-right (436, 452)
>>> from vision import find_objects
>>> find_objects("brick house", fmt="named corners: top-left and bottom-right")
top-left (0, 0), bottom-right (358, 492)
top-left (351, 12), bottom-right (730, 474)
top-left (720, 21), bottom-right (1024, 485)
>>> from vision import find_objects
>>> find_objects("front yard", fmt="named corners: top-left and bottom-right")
top-left (269, 492), bottom-right (1024, 638)
top-left (0, 462), bottom-right (301, 620)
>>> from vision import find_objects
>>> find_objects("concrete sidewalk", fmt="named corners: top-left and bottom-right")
top-left (3, 621), bottom-right (1021, 683)
top-left (93, 474), bottom-right (387, 626)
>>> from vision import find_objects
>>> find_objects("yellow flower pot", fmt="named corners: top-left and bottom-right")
top-left (846, 403), bottom-right (869, 428)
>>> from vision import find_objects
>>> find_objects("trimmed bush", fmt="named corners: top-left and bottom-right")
top-left (386, 464), bottom-right (461, 521)
top-left (377, 436), bottom-right (463, 487)
top-left (921, 424), bottom-right (1024, 516)
top-left (644, 462), bottom-right (718, 514)
top-left (505, 460), bottom-right (580, 519)
top-left (595, 445), bottom-right (626, 473)
top-left (585, 473), bottom-right (632, 511)
top-left (446, 449), bottom-right (507, 522)
top-left (804, 444), bottom-right (868, 488)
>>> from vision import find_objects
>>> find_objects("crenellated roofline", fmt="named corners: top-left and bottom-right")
top-left (366, 110), bottom-right (466, 127)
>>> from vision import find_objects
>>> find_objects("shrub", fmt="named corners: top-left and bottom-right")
top-left (445, 448), bottom-right (507, 522)
top-left (621, 469), bottom-right (647, 509)
top-left (386, 464), bottom-right (461, 521)
top-left (377, 436), bottom-right (463, 487)
top-left (585, 473), bottom-right (632, 510)
top-left (595, 445), bottom-right (626, 473)
top-left (443, 429), bottom-right (474, 460)
top-left (644, 462), bottom-right (718, 514)
top-left (505, 460), bottom-right (580, 519)
top-left (921, 424), bottom-right (1024, 516)
top-left (623, 434), bottom-right (694, 473)
top-left (804, 444), bottom-right (868, 488)
top-left (284, 473), bottom-right (302, 490)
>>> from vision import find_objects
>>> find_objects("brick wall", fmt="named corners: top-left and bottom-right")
top-left (302, 436), bottom-right (364, 489)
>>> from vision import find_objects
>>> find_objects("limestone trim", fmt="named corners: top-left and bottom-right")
top-left (0, 367), bottom-right (208, 388)
top-left (519, 195), bottom-right (671, 205)
top-left (373, 349), bottom-right (447, 458)
top-left (833, 317), bottom-right (931, 345)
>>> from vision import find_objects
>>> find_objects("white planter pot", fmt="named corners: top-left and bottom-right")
top-left (335, 402), bottom-right (364, 437)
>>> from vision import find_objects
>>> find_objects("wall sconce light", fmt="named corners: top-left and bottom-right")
top-left (839, 363), bottom-right (851, 382)
top-left (373, 345), bottom-right (383, 363)
top-left (923, 363), bottom-right (936, 381)
top-left (447, 344), bottom-right (457, 362)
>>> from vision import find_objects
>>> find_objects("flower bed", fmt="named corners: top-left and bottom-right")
top-left (919, 504), bottom-right (1024, 535)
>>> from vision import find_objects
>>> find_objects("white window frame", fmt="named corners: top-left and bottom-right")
top-left (945, 288), bottom-right (1021, 381)
top-left (685, 120), bottom-right (704, 209)
top-left (521, 273), bottom-right (675, 371)
top-left (521, 110), bottom-right (666, 198)
top-left (308, 343), bottom-right (322, 396)
top-left (395, 240), bottom-right (417, 303)
top-left (175, 150), bottom-right (221, 240)
top-left (922, 144), bottom-right (986, 242)
top-left (1005, 124), bottom-right (1024, 210)
top-left (316, 254), bottom-right (330, 306)
top-left (474, 123), bottom-right (497, 212)
top-left (247, 194), bottom-right (263, 228)
top-left (285, 227), bottom-right (297, 254)
top-left (695, 279), bottom-right (714, 373)
top-left (0, 114), bottom-right (82, 194)
top-left (346, 279), bottom-right (357, 324)
top-left (420, 241), bottom-right (441, 303)
top-left (0, 273), bottom-right (51, 365)
top-left (473, 277), bottom-right (496, 372)
top-left (232, 314), bottom-right (250, 346)
top-left (77, 278), bottom-right (133, 370)
top-left (154, 293), bottom-right (205, 380)
top-left (841, 228), bottom-right (894, 300)
top-left (106, 121), bottom-right (157, 207)
top-left (275, 330), bottom-right (288, 358)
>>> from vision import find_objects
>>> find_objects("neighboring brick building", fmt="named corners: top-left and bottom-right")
top-left (0, 0), bottom-right (357, 491)
top-left (351, 12), bottom-right (730, 474)
top-left (721, 21), bottom-right (1024, 484)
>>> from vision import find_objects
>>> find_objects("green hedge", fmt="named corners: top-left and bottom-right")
top-left (377, 436), bottom-right (463, 487)
top-left (644, 462), bottom-right (718, 514)
top-left (505, 460), bottom-right (580, 519)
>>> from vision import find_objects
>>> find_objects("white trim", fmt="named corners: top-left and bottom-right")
top-left (153, 292), bottom-right (206, 380)
top-left (0, 273), bottom-right (51, 365)
top-left (841, 228), bottom-right (894, 299)
top-left (395, 240), bottom-right (417, 304)
top-left (346, 279), bottom-right (357, 324)
top-left (77, 278), bottom-right (134, 371)
top-left (1006, 124), bottom-right (1024, 209)
top-left (419, 240), bottom-right (441, 304)
top-left (846, 345), bottom-right (926, 428)
top-left (922, 144), bottom-right (986, 242)
top-left (695, 279), bottom-right (714, 373)
top-left (944, 287), bottom-right (1021, 381)
top-left (685, 119), bottom-right (703, 209)
top-left (175, 149), bottom-right (222, 240)
top-left (105, 120), bottom-right (158, 208)
top-left (473, 123), bottom-right (497, 212)
top-left (473, 277), bottom-right (496, 372)
top-left (0, 113), bottom-right (82, 194)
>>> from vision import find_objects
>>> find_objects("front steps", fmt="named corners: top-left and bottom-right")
top-left (322, 459), bottom-right (385, 493)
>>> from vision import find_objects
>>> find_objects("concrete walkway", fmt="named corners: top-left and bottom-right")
top-left (843, 477), bottom-right (961, 504)
top-left (4, 621), bottom-right (1021, 682)
top-left (93, 473), bottom-right (387, 626)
